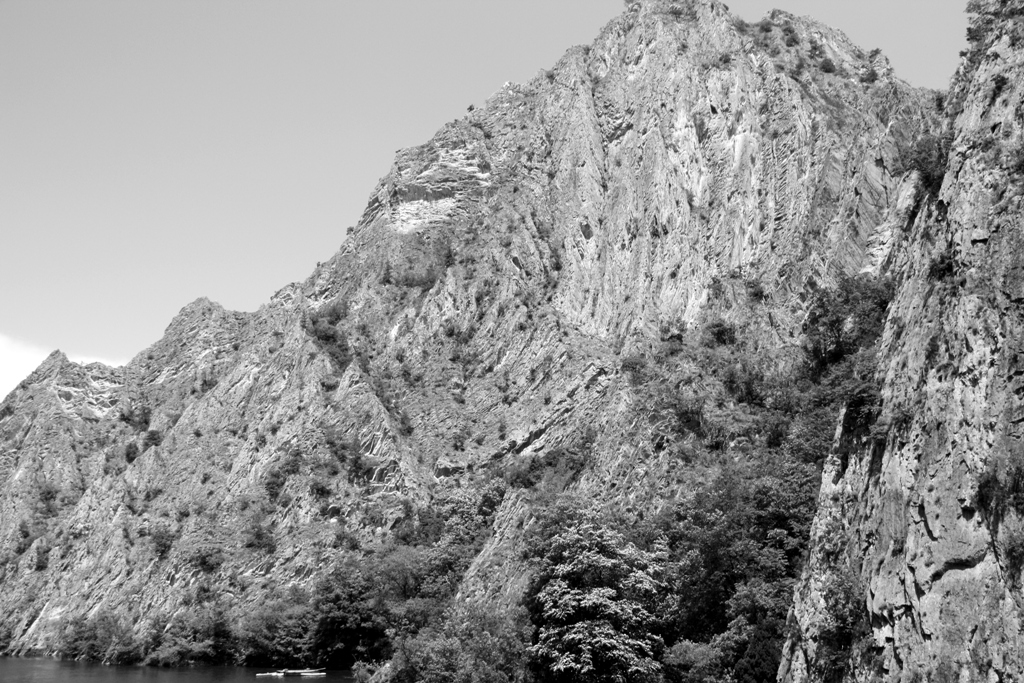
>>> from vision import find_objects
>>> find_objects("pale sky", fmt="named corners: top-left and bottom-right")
top-left (0, 0), bottom-right (968, 400)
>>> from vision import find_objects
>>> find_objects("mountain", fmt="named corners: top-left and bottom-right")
top-left (782, 0), bottom-right (1024, 680)
top-left (0, 0), bottom-right (994, 680)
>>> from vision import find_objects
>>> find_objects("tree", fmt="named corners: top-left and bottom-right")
top-left (804, 274), bottom-right (892, 375)
top-left (526, 520), bottom-right (667, 683)
top-left (308, 563), bottom-right (390, 668)
top-left (391, 605), bottom-right (530, 683)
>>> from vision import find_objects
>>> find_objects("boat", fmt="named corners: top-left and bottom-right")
top-left (255, 668), bottom-right (327, 678)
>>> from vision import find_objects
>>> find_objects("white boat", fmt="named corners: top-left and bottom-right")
top-left (255, 668), bottom-right (327, 678)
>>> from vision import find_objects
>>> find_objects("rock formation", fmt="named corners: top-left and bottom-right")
top-left (782, 1), bottom-right (1024, 681)
top-left (0, 1), bottom-right (991, 679)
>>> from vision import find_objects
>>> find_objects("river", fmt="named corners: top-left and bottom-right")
top-left (0, 658), bottom-right (354, 683)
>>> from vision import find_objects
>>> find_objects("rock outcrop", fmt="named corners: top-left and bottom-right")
top-left (0, 0), bottom-right (950, 672)
top-left (782, 1), bottom-right (1024, 681)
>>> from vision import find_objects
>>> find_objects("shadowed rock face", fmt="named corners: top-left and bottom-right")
top-left (0, 0), bottom-right (940, 662)
top-left (782, 1), bottom-right (1024, 681)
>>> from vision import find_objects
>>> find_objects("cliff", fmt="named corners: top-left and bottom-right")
top-left (0, 0), bottom-right (949, 677)
top-left (782, 1), bottom-right (1024, 681)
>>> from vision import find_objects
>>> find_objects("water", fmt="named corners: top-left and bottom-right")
top-left (0, 658), bottom-right (353, 683)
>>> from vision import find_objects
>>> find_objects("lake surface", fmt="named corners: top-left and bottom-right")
top-left (0, 658), bottom-right (353, 683)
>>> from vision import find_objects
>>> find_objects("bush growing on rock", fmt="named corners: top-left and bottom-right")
top-left (304, 301), bottom-right (353, 369)
top-left (150, 524), bottom-right (175, 559)
top-left (804, 274), bottom-right (893, 376)
top-left (895, 131), bottom-right (953, 196)
top-left (57, 609), bottom-right (140, 664)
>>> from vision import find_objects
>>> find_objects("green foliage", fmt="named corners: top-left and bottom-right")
top-left (57, 609), bottom-right (140, 664)
top-left (118, 403), bottom-right (152, 431)
top-left (702, 318), bottom-right (736, 347)
top-left (820, 58), bottom-right (836, 73)
top-left (391, 605), bottom-right (530, 683)
top-left (0, 623), bottom-right (12, 654)
top-left (896, 131), bottom-right (953, 195)
top-left (525, 517), bottom-right (667, 683)
top-left (804, 274), bottom-right (893, 376)
top-left (927, 252), bottom-right (958, 281)
top-left (188, 546), bottom-right (225, 573)
top-left (639, 461), bottom-right (819, 682)
top-left (506, 432), bottom-right (595, 490)
top-left (264, 467), bottom-right (288, 501)
top-left (150, 524), bottom-right (175, 559)
top-left (144, 603), bottom-right (234, 666)
top-left (304, 300), bottom-right (353, 369)
top-left (124, 442), bottom-right (140, 463)
top-left (308, 563), bottom-right (391, 668)
top-left (977, 455), bottom-right (1024, 576)
top-left (143, 430), bottom-right (163, 451)
top-left (236, 590), bottom-right (314, 667)
top-left (243, 522), bottom-right (277, 553)
top-left (309, 479), bottom-right (332, 498)
top-left (621, 354), bottom-right (649, 386)
top-left (815, 568), bottom-right (868, 681)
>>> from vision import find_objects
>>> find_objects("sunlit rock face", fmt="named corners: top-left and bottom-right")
top-left (781, 1), bottom-right (1024, 681)
top-left (0, 0), bottom-right (938, 659)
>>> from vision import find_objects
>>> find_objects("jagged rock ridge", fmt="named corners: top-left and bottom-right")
top-left (782, 1), bottom-right (1024, 681)
top-left (0, 0), bottom-right (941, 673)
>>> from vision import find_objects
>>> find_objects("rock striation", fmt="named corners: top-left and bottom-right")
top-left (0, 0), bottom-right (955, 674)
top-left (782, 1), bottom-right (1024, 681)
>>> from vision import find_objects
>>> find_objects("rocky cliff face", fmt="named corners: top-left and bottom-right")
top-left (0, 0), bottom-right (942, 670)
top-left (782, 1), bottom-right (1024, 681)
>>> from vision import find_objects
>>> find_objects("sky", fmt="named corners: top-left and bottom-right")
top-left (0, 0), bottom-right (968, 400)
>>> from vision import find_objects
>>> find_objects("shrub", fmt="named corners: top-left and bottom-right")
top-left (188, 546), bottom-right (224, 573)
top-left (119, 403), bottom-right (152, 431)
top-left (621, 355), bottom-right (648, 385)
top-left (702, 319), bottom-right (736, 347)
top-left (57, 610), bottom-right (140, 664)
top-left (244, 523), bottom-right (277, 554)
top-left (150, 524), bottom-right (175, 559)
top-left (896, 132), bottom-right (953, 195)
top-left (820, 58), bottom-right (836, 73)
top-left (235, 593), bottom-right (314, 667)
top-left (325, 428), bottom-right (360, 464)
top-left (280, 452), bottom-right (303, 476)
top-left (144, 603), bottom-right (234, 666)
top-left (304, 302), bottom-right (353, 369)
top-left (143, 430), bottom-right (162, 451)
top-left (124, 442), bottom-right (140, 463)
top-left (804, 274), bottom-right (893, 375)
top-left (816, 568), bottom-right (868, 681)
top-left (391, 605), bottom-right (530, 683)
top-left (927, 252), bottom-right (958, 281)
top-left (308, 565), bottom-right (390, 668)
top-left (977, 456), bottom-right (1024, 525)
top-left (264, 468), bottom-right (288, 501)
top-left (309, 479), bottom-right (332, 498)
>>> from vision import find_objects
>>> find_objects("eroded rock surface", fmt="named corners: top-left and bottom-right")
top-left (0, 0), bottom-right (941, 664)
top-left (782, 1), bottom-right (1024, 681)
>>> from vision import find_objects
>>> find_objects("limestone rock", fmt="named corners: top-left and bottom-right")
top-left (782, 1), bottom-right (1024, 680)
top-left (0, 0), bottom-right (940, 660)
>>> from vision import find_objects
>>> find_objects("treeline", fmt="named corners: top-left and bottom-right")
top-left (391, 273), bottom-right (894, 683)
top-left (49, 274), bottom-right (892, 683)
top-left (50, 480), bottom-right (507, 671)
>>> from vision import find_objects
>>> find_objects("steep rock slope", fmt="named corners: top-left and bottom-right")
top-left (0, 0), bottom-right (936, 661)
top-left (782, 1), bottom-right (1024, 681)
